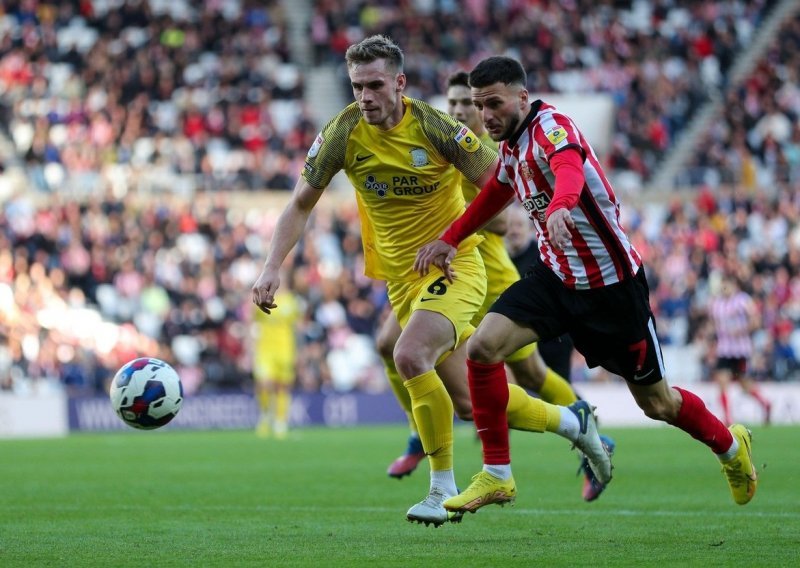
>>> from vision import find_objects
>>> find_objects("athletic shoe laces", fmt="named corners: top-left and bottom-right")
top-left (421, 488), bottom-right (447, 508)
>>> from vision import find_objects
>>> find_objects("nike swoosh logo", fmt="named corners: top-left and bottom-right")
top-left (633, 369), bottom-right (655, 381)
top-left (356, 154), bottom-right (374, 162)
top-left (419, 297), bottom-right (438, 302)
top-left (741, 431), bottom-right (757, 480)
top-left (576, 407), bottom-right (588, 433)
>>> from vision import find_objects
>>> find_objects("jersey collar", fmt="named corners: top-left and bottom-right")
top-left (507, 99), bottom-right (543, 148)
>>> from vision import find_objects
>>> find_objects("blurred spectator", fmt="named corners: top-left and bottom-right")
top-left (2, 0), bottom-right (800, 396)
top-left (0, 190), bottom-right (385, 394)
top-left (312, 0), bottom-right (777, 184)
top-left (0, 0), bottom-right (313, 196)
top-left (687, 13), bottom-right (800, 190)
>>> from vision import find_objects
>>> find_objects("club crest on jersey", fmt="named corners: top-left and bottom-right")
top-left (454, 126), bottom-right (480, 153)
top-left (409, 148), bottom-right (428, 167)
top-left (520, 162), bottom-right (535, 181)
top-left (307, 133), bottom-right (324, 158)
top-left (545, 126), bottom-right (567, 146)
top-left (364, 175), bottom-right (389, 198)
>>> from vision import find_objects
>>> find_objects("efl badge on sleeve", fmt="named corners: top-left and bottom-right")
top-left (545, 126), bottom-right (567, 146)
top-left (307, 133), bottom-right (324, 158)
top-left (455, 126), bottom-right (480, 152)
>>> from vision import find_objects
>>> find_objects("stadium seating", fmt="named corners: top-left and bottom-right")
top-left (1, 0), bottom-right (799, 393)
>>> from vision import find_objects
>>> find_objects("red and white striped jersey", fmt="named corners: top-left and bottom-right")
top-left (709, 292), bottom-right (755, 358)
top-left (496, 100), bottom-right (641, 289)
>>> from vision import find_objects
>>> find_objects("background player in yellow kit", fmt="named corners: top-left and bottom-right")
top-left (251, 271), bottom-right (303, 439)
top-left (251, 35), bottom-right (611, 526)
top-left (381, 71), bottom-right (612, 501)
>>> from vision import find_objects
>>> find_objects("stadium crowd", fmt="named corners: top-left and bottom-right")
top-left (3, 184), bottom-right (800, 395)
top-left (0, 190), bottom-right (389, 394)
top-left (312, 0), bottom-right (779, 183)
top-left (683, 14), bottom-right (800, 188)
top-left (0, 0), bottom-right (786, 199)
top-left (0, 0), bottom-right (316, 197)
top-left (1, 0), bottom-right (800, 395)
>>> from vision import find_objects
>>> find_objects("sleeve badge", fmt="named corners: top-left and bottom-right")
top-left (307, 133), bottom-right (324, 158)
top-left (545, 126), bottom-right (567, 146)
top-left (454, 126), bottom-right (480, 153)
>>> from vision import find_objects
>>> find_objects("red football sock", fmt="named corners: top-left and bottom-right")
top-left (467, 359), bottom-right (510, 465)
top-left (671, 387), bottom-right (733, 454)
top-left (748, 387), bottom-right (770, 410)
top-left (719, 389), bottom-right (731, 425)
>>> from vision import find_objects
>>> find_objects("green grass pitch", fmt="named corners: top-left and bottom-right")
top-left (1, 424), bottom-right (797, 567)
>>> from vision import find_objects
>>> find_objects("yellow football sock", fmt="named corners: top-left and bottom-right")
top-left (506, 384), bottom-right (546, 432)
top-left (406, 369), bottom-right (453, 471)
top-left (383, 356), bottom-right (418, 434)
top-left (257, 388), bottom-right (271, 412)
top-left (538, 367), bottom-right (578, 406)
top-left (545, 403), bottom-right (561, 432)
top-left (275, 389), bottom-right (290, 425)
top-left (506, 384), bottom-right (562, 433)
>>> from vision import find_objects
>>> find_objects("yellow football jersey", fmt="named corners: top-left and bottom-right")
top-left (252, 290), bottom-right (302, 360)
top-left (302, 96), bottom-right (497, 282)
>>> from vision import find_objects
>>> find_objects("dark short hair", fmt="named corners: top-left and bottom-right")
top-left (447, 71), bottom-right (470, 90)
top-left (469, 56), bottom-right (526, 89)
top-left (345, 35), bottom-right (404, 72)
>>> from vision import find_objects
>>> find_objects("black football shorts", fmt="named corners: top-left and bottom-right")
top-left (489, 260), bottom-right (665, 385)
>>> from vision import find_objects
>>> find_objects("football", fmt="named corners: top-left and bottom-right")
top-left (109, 357), bottom-right (184, 430)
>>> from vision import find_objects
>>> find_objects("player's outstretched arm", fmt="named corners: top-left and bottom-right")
top-left (470, 164), bottom-right (513, 236)
top-left (414, 174), bottom-right (514, 282)
top-left (252, 178), bottom-right (324, 314)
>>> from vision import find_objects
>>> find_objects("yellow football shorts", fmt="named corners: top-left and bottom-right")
top-left (505, 341), bottom-right (537, 363)
top-left (388, 246), bottom-right (486, 349)
top-left (471, 260), bottom-right (518, 325)
top-left (472, 237), bottom-right (539, 364)
top-left (253, 352), bottom-right (295, 385)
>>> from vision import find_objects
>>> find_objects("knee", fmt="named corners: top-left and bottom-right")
top-left (466, 333), bottom-right (505, 365)
top-left (393, 346), bottom-right (428, 380)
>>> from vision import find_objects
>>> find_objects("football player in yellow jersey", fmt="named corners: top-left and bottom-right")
top-left (380, 72), bottom-right (614, 501)
top-left (252, 35), bottom-right (609, 527)
top-left (252, 275), bottom-right (303, 440)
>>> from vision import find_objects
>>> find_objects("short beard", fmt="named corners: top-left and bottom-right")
top-left (498, 110), bottom-right (521, 141)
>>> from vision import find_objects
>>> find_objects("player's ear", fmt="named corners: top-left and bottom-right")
top-left (396, 72), bottom-right (406, 92)
top-left (518, 87), bottom-right (529, 109)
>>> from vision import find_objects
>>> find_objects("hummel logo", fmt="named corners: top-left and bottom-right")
top-left (356, 154), bottom-right (374, 162)
top-left (419, 297), bottom-right (438, 302)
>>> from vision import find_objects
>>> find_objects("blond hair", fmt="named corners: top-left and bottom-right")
top-left (345, 35), bottom-right (404, 72)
